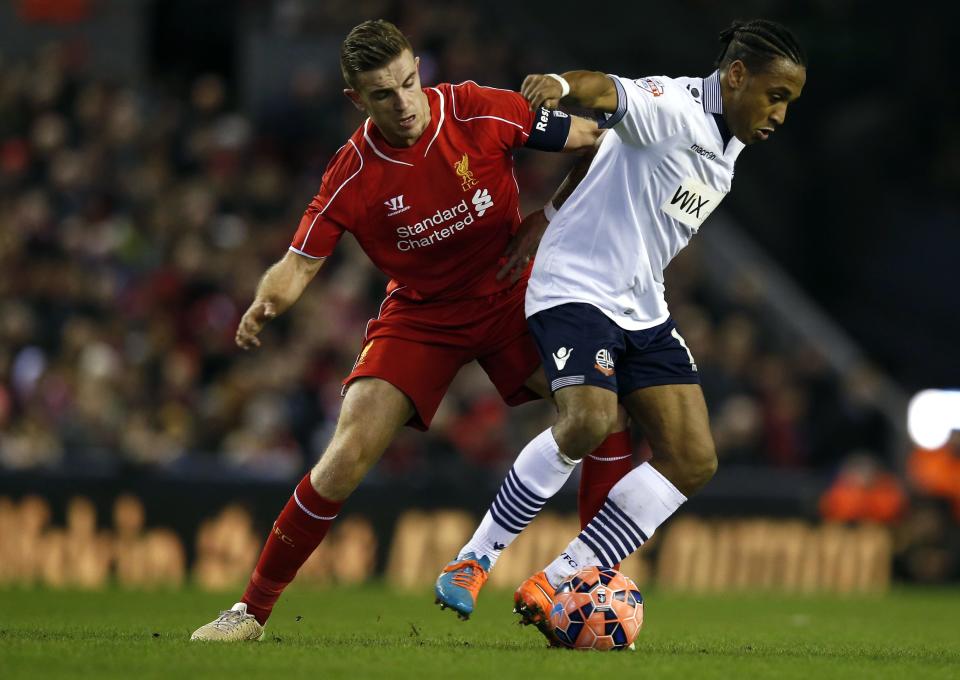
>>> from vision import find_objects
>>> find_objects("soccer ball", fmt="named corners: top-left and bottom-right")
top-left (548, 566), bottom-right (644, 650)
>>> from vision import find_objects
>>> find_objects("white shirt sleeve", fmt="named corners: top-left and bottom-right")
top-left (601, 75), bottom-right (683, 147)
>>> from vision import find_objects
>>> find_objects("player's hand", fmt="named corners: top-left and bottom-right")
top-left (235, 299), bottom-right (277, 350)
top-left (521, 74), bottom-right (563, 111)
top-left (498, 209), bottom-right (549, 283)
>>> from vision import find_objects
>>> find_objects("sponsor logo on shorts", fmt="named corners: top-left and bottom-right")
top-left (594, 349), bottom-right (615, 377)
top-left (552, 347), bottom-right (573, 370)
top-left (355, 340), bottom-right (375, 367)
top-left (454, 153), bottom-right (478, 191)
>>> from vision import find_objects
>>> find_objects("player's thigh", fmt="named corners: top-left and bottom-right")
top-left (475, 279), bottom-right (546, 404)
top-left (620, 383), bottom-right (716, 493)
top-left (620, 383), bottom-right (712, 451)
top-left (478, 331), bottom-right (546, 405)
top-left (331, 376), bottom-right (416, 454)
top-left (344, 334), bottom-right (467, 431)
top-left (311, 377), bottom-right (416, 498)
top-left (616, 317), bottom-right (709, 457)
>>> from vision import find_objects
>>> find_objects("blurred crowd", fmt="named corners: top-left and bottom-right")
top-left (0, 1), bottom-right (912, 494)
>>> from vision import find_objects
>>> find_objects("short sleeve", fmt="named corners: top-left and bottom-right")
top-left (289, 141), bottom-right (363, 258)
top-left (600, 75), bottom-right (683, 147)
top-left (449, 81), bottom-right (536, 150)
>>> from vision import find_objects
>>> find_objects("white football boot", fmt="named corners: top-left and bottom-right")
top-left (190, 602), bottom-right (265, 641)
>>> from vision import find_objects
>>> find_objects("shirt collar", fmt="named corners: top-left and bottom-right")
top-left (701, 70), bottom-right (723, 115)
top-left (365, 87), bottom-right (443, 166)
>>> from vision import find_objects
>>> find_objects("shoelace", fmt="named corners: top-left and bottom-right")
top-left (445, 560), bottom-right (488, 592)
top-left (213, 609), bottom-right (247, 630)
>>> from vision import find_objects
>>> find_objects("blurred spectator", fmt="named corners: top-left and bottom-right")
top-left (819, 453), bottom-right (907, 525)
top-left (908, 433), bottom-right (960, 521)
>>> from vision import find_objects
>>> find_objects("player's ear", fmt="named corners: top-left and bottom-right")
top-left (726, 60), bottom-right (746, 90)
top-left (343, 88), bottom-right (365, 112)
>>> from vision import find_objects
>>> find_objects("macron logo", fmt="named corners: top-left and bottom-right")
top-left (385, 195), bottom-right (411, 217)
top-left (552, 347), bottom-right (572, 370)
top-left (472, 188), bottom-right (493, 217)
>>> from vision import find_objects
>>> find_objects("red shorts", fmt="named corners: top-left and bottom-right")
top-left (343, 278), bottom-right (541, 430)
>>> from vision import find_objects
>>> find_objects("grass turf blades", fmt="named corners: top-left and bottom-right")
top-left (2, 585), bottom-right (958, 679)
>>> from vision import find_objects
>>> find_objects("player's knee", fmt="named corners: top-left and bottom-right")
top-left (310, 437), bottom-right (380, 498)
top-left (555, 406), bottom-right (618, 459)
top-left (678, 438), bottom-right (717, 492)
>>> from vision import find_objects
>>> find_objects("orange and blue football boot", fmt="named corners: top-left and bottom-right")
top-left (434, 552), bottom-right (491, 620)
top-left (513, 570), bottom-right (561, 645)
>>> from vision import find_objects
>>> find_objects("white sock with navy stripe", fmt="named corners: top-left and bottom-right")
top-left (544, 462), bottom-right (687, 587)
top-left (458, 428), bottom-right (577, 568)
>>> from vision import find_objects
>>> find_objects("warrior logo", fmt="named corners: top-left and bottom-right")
top-left (384, 195), bottom-right (410, 216)
top-left (454, 153), bottom-right (479, 191)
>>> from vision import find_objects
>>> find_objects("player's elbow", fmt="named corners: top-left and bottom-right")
top-left (285, 249), bottom-right (326, 278)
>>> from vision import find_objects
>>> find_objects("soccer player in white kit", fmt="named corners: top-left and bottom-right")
top-left (436, 19), bottom-right (807, 639)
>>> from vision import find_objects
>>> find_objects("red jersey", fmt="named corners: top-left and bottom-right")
top-left (290, 81), bottom-right (537, 302)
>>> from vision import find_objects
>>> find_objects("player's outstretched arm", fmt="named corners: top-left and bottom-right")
top-left (521, 71), bottom-right (618, 113)
top-left (235, 251), bottom-right (325, 350)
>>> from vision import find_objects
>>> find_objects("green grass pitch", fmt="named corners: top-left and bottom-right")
top-left (2, 585), bottom-right (958, 679)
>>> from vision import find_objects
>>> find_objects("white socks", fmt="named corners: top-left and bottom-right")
top-left (458, 428), bottom-right (577, 568)
top-left (544, 462), bottom-right (686, 586)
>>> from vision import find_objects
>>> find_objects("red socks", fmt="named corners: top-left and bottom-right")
top-left (242, 475), bottom-right (342, 625)
top-left (578, 430), bottom-right (633, 530)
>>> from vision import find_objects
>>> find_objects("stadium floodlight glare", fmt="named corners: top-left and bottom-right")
top-left (907, 389), bottom-right (960, 450)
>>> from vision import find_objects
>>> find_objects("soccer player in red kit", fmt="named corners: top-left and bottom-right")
top-left (190, 20), bottom-right (627, 641)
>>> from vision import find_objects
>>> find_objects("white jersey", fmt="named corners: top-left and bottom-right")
top-left (526, 71), bottom-right (744, 330)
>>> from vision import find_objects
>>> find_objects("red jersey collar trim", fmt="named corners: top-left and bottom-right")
top-left (363, 87), bottom-right (445, 166)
